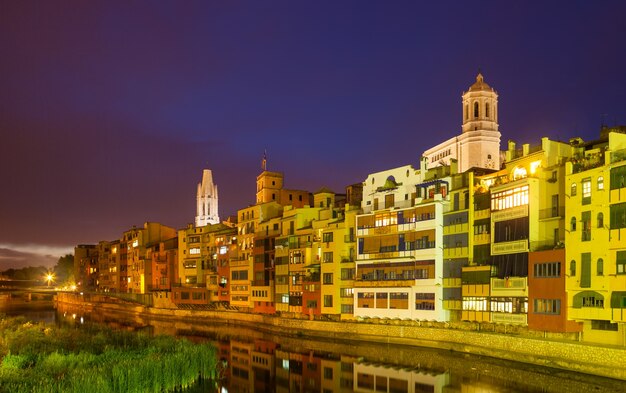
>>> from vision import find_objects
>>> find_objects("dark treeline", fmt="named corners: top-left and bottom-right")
top-left (1, 255), bottom-right (74, 285)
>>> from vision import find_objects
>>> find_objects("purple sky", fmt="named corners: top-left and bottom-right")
top-left (1, 1), bottom-right (625, 269)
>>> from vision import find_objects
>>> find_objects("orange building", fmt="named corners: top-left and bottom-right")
top-left (528, 249), bottom-right (581, 332)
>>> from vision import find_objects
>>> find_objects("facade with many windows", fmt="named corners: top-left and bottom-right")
top-left (566, 130), bottom-right (626, 344)
top-left (354, 165), bottom-right (450, 321)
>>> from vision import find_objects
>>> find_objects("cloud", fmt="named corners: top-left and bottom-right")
top-left (0, 244), bottom-right (73, 270)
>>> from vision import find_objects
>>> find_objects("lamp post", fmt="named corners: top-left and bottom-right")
top-left (46, 273), bottom-right (54, 288)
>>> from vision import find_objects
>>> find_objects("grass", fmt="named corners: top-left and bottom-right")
top-left (0, 315), bottom-right (217, 393)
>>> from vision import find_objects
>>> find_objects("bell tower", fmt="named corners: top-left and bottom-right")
top-left (457, 73), bottom-right (501, 170)
top-left (462, 73), bottom-right (499, 133)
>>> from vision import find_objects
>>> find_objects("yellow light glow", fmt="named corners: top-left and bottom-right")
top-left (512, 167), bottom-right (527, 180)
top-left (530, 160), bottom-right (541, 174)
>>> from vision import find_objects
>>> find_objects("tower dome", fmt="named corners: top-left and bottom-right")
top-left (462, 72), bottom-right (499, 133)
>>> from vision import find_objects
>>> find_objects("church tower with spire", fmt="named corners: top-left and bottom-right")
top-left (196, 169), bottom-right (220, 227)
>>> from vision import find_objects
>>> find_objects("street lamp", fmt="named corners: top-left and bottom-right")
top-left (45, 273), bottom-right (54, 288)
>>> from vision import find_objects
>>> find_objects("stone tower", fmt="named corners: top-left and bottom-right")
top-left (458, 73), bottom-right (502, 170)
top-left (196, 169), bottom-right (220, 227)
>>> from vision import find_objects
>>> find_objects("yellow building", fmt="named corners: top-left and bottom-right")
top-left (125, 222), bottom-right (177, 294)
top-left (311, 189), bottom-right (359, 320)
top-left (566, 129), bottom-right (626, 344)
top-left (274, 205), bottom-right (320, 317)
top-left (96, 240), bottom-right (120, 292)
top-left (177, 222), bottom-right (236, 302)
top-left (472, 138), bottom-right (571, 325)
top-left (235, 202), bottom-right (284, 310)
top-left (442, 170), bottom-right (475, 321)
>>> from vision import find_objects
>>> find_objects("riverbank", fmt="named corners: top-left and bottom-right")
top-left (56, 292), bottom-right (626, 381)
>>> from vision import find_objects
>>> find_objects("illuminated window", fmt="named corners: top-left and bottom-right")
top-left (582, 178), bottom-right (591, 204)
top-left (512, 167), bottom-right (527, 180)
top-left (597, 176), bottom-right (604, 190)
top-left (374, 212), bottom-right (397, 227)
top-left (490, 185), bottom-right (529, 211)
top-left (617, 251), bottom-right (626, 275)
top-left (189, 248), bottom-right (201, 255)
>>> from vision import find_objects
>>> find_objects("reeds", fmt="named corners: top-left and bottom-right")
top-left (0, 315), bottom-right (216, 393)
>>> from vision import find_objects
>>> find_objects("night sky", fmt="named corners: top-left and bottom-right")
top-left (1, 1), bottom-right (625, 269)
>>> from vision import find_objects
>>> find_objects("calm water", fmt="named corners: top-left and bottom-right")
top-left (6, 300), bottom-right (626, 393)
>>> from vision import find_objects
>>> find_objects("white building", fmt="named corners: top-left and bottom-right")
top-left (422, 73), bottom-right (502, 172)
top-left (195, 169), bottom-right (220, 227)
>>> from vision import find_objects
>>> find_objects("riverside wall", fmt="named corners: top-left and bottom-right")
top-left (56, 292), bottom-right (626, 381)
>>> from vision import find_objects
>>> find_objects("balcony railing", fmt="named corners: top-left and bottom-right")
top-left (538, 207), bottom-right (564, 219)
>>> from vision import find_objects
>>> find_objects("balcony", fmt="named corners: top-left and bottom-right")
top-left (443, 246), bottom-right (469, 259)
top-left (491, 239), bottom-right (528, 255)
top-left (538, 207), bottom-right (564, 220)
top-left (571, 153), bottom-right (604, 174)
top-left (491, 312), bottom-right (527, 325)
top-left (611, 148), bottom-right (626, 164)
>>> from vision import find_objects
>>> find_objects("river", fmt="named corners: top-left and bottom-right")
top-left (4, 300), bottom-right (625, 393)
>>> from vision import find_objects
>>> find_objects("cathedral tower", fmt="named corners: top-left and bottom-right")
top-left (457, 73), bottom-right (502, 170)
top-left (196, 169), bottom-right (220, 227)
top-left (422, 73), bottom-right (502, 172)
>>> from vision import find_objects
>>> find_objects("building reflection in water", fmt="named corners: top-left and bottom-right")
top-left (53, 303), bottom-right (623, 393)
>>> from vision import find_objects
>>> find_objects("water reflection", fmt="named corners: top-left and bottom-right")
top-left (50, 303), bottom-right (625, 393)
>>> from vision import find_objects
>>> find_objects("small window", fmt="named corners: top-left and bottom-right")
top-left (570, 260), bottom-right (576, 276)
top-left (571, 183), bottom-right (577, 196)
top-left (485, 102), bottom-right (490, 117)
top-left (597, 212), bottom-right (604, 228)
top-left (598, 176), bottom-right (604, 190)
top-left (570, 217), bottom-right (577, 231)
top-left (597, 258), bottom-right (604, 275)
top-left (474, 102), bottom-right (479, 118)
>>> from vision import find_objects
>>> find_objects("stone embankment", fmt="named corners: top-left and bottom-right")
top-left (56, 292), bottom-right (626, 381)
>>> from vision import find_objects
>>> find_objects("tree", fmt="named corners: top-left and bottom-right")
top-left (53, 254), bottom-right (74, 285)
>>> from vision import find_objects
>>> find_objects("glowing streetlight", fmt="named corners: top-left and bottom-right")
top-left (45, 273), bottom-right (54, 288)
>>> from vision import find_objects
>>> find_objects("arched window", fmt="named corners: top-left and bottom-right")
top-left (570, 217), bottom-right (577, 231)
top-left (597, 258), bottom-right (604, 275)
top-left (485, 103), bottom-right (490, 118)
top-left (597, 176), bottom-right (604, 190)
top-left (571, 183), bottom-right (577, 196)
top-left (474, 102), bottom-right (479, 118)
top-left (597, 212), bottom-right (604, 228)
top-left (570, 260), bottom-right (576, 276)
top-left (465, 104), bottom-right (468, 120)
